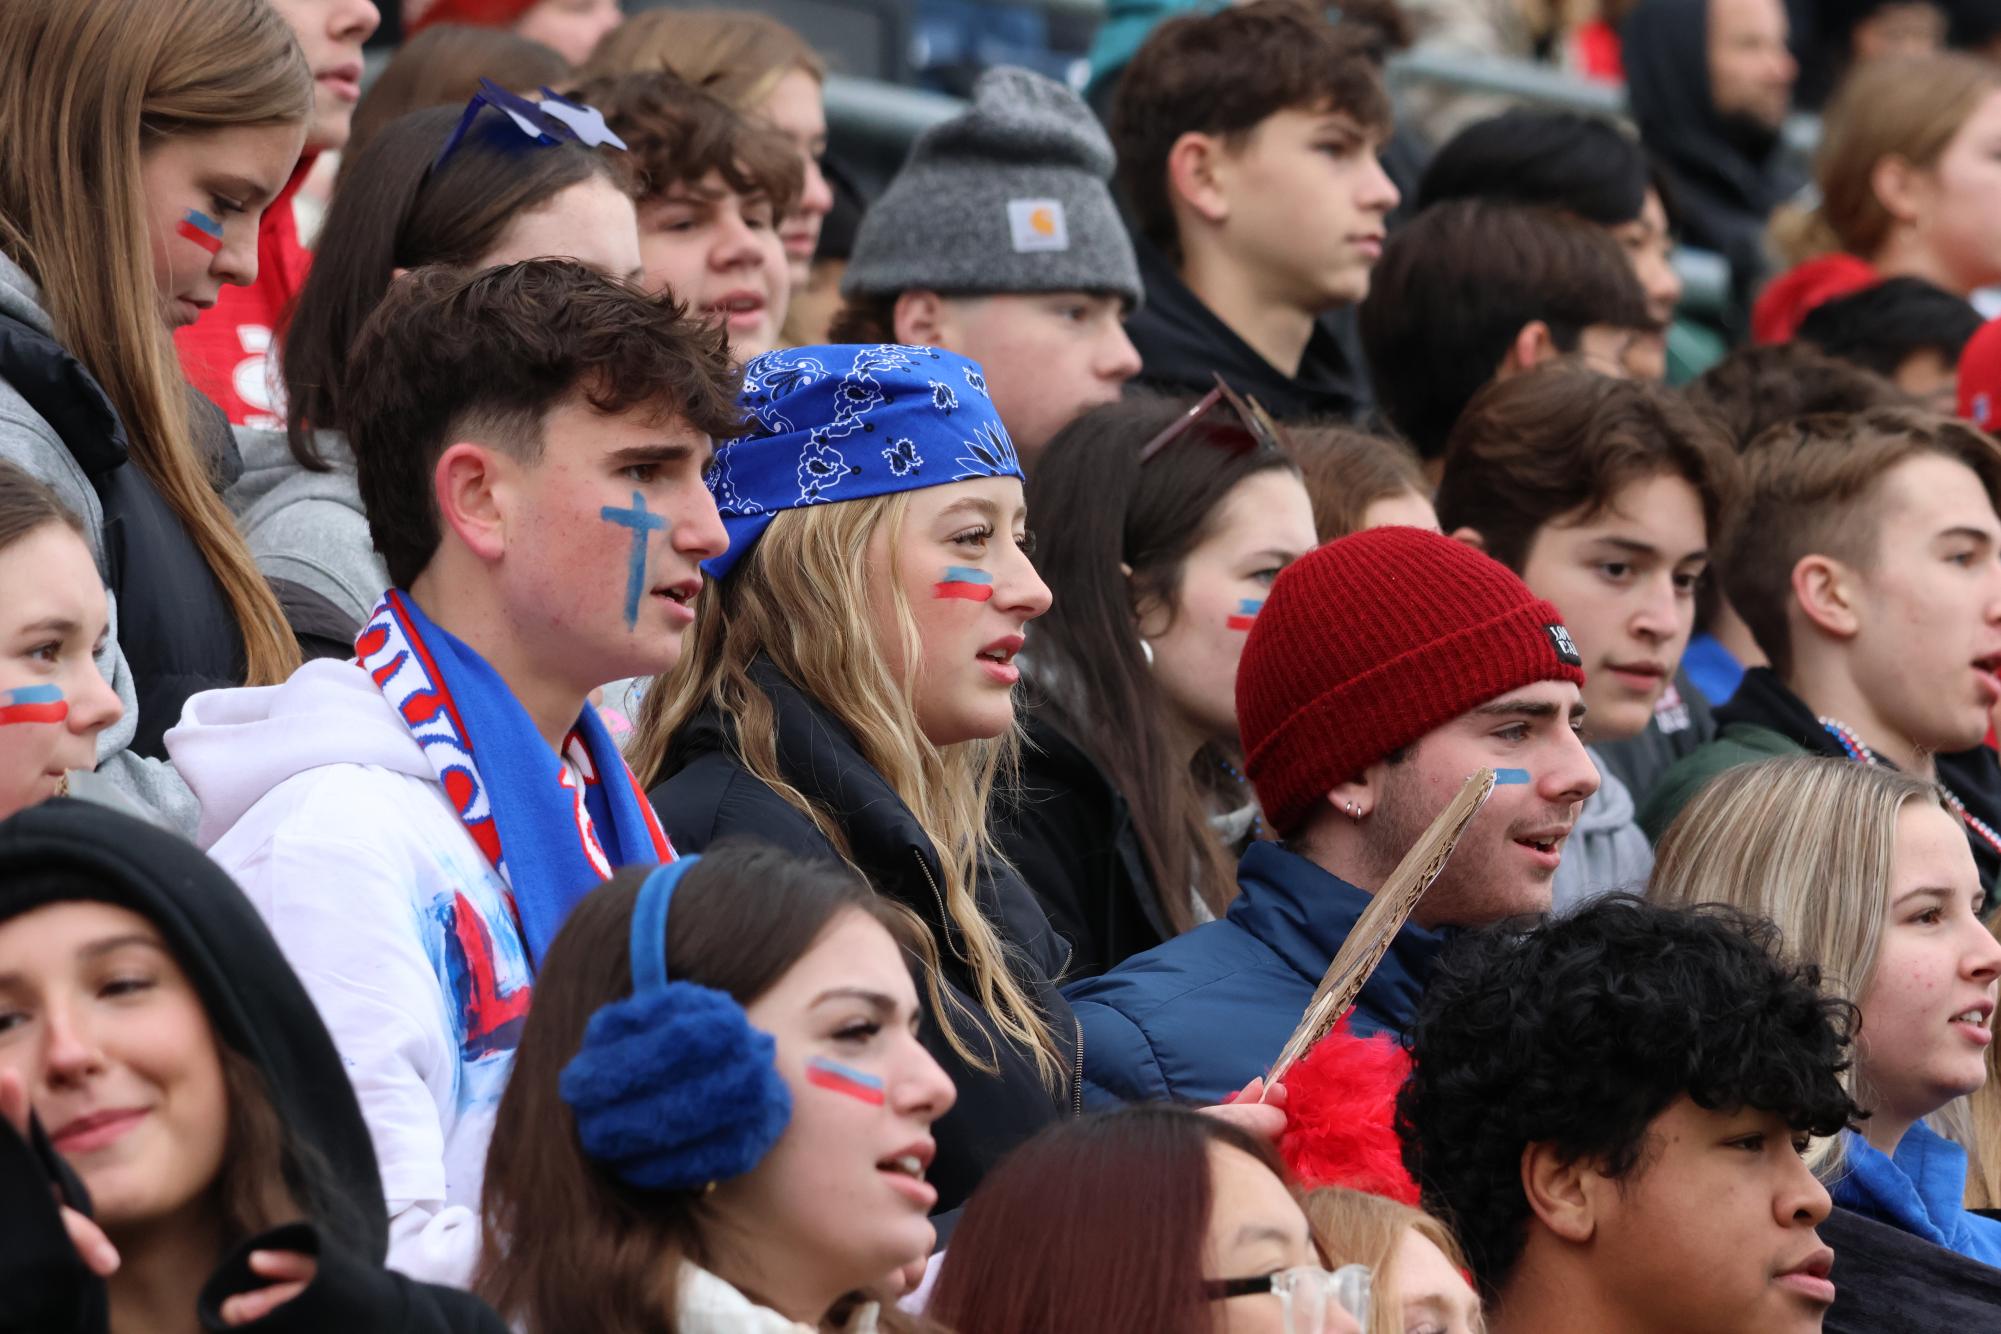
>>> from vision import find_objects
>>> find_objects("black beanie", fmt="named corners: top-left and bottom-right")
top-left (0, 800), bottom-right (387, 1261)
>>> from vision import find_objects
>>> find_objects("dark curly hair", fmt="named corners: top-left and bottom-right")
top-left (342, 258), bottom-right (742, 588)
top-left (1394, 894), bottom-right (1860, 1301)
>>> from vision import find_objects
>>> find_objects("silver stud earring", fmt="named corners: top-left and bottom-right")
top-left (1345, 800), bottom-right (1361, 821)
top-left (1140, 638), bottom-right (1155, 668)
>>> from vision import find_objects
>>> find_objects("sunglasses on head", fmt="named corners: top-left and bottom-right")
top-left (1137, 373), bottom-right (1294, 465)
top-left (433, 78), bottom-right (626, 173)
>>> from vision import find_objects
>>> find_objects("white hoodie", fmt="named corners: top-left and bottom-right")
top-left (166, 659), bottom-right (533, 1289)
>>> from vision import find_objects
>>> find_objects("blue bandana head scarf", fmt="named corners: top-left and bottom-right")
top-left (703, 344), bottom-right (1024, 579)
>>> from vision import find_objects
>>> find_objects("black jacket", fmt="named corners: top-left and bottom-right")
top-left (1123, 236), bottom-right (1371, 422)
top-left (1678, 668), bottom-right (2001, 897)
top-left (0, 800), bottom-right (505, 1334)
top-left (1822, 1206), bottom-right (2001, 1331)
top-left (996, 706), bottom-right (1169, 982)
top-left (0, 312), bottom-right (246, 758)
top-left (1623, 0), bottom-right (1804, 333)
top-left (649, 660), bottom-right (1078, 1213)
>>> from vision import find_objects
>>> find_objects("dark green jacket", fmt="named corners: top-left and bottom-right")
top-left (1637, 721), bottom-right (1807, 841)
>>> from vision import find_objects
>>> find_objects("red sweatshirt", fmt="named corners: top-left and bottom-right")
top-left (173, 156), bottom-right (317, 429)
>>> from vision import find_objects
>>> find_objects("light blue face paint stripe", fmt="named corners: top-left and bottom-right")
top-left (939, 566), bottom-right (993, 585)
top-left (1237, 598), bottom-right (1263, 615)
top-left (4, 685), bottom-right (62, 705)
top-left (184, 209), bottom-right (225, 240)
top-left (1494, 769), bottom-right (1530, 785)
top-left (600, 491), bottom-right (668, 629)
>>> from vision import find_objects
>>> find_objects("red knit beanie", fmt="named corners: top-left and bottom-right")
top-left (1237, 527), bottom-right (1585, 833)
top-left (409, 0), bottom-right (541, 35)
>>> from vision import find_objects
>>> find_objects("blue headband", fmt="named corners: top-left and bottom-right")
top-left (703, 343), bottom-right (1024, 579)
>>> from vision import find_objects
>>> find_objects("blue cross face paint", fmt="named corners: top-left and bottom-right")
top-left (600, 491), bottom-right (668, 629)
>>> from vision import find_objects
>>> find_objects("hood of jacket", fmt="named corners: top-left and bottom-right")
top-left (226, 424), bottom-right (361, 521)
top-left (0, 798), bottom-right (388, 1261)
top-left (1624, 0), bottom-right (1793, 210)
top-left (165, 658), bottom-right (434, 849)
top-left (1123, 235), bottom-right (1367, 420)
top-left (0, 251), bottom-right (52, 337)
top-left (1751, 253), bottom-right (1881, 345)
top-left (1575, 747), bottom-right (1638, 836)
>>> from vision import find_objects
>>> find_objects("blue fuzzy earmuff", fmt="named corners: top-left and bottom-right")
top-left (558, 856), bottom-right (793, 1190)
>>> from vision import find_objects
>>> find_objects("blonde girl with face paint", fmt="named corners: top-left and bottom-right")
top-left (0, 0), bottom-right (312, 832)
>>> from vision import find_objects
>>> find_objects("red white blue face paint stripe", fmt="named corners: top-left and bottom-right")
top-left (934, 566), bottom-right (994, 602)
top-left (1227, 598), bottom-right (1263, 631)
top-left (805, 1056), bottom-right (886, 1106)
top-left (177, 209), bottom-right (225, 256)
top-left (0, 684), bottom-right (66, 725)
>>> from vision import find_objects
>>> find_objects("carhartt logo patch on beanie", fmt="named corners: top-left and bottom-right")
top-left (1236, 527), bottom-right (1588, 833)
top-left (841, 66), bottom-right (1141, 306)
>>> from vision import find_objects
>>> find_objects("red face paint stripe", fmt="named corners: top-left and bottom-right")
top-left (933, 581), bottom-right (996, 601)
top-left (0, 701), bottom-right (67, 725)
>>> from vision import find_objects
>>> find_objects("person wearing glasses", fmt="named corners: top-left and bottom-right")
top-left (1398, 895), bottom-right (1857, 1334)
top-left (1066, 527), bottom-right (1600, 1109)
top-left (999, 388), bottom-right (1317, 980)
top-left (930, 1104), bottom-right (1366, 1334)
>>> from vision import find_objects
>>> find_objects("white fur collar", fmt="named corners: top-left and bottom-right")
top-left (675, 1263), bottom-right (880, 1334)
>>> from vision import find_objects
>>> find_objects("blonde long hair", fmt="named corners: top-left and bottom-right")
top-left (1648, 757), bottom-right (1973, 1167)
top-left (630, 493), bottom-right (1066, 1089)
top-left (0, 0), bottom-right (307, 686)
top-left (1305, 1187), bottom-right (1480, 1334)
top-left (580, 8), bottom-right (824, 108)
top-left (1775, 53), bottom-right (2001, 266)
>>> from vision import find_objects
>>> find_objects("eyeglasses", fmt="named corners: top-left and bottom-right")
top-left (1136, 372), bottom-right (1294, 464)
top-left (1205, 1263), bottom-right (1373, 1334)
top-left (434, 78), bottom-right (627, 172)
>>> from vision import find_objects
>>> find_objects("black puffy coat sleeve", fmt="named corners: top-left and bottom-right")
top-left (197, 1222), bottom-right (508, 1334)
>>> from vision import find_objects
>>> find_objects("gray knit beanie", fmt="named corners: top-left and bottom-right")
top-left (841, 66), bottom-right (1142, 306)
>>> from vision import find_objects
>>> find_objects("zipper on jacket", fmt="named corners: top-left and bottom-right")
top-left (912, 851), bottom-right (969, 965)
top-left (1070, 1016), bottom-right (1085, 1117)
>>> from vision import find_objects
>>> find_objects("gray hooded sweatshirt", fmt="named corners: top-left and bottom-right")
top-left (1550, 746), bottom-right (1655, 914)
top-left (0, 253), bottom-right (195, 833)
top-left (227, 426), bottom-right (386, 627)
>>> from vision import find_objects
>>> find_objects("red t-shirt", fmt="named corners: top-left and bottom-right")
top-left (173, 156), bottom-right (316, 429)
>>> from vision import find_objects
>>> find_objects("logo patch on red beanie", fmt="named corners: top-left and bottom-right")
top-left (1545, 624), bottom-right (1581, 665)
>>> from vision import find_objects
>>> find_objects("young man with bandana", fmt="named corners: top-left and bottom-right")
top-left (167, 260), bottom-right (738, 1285)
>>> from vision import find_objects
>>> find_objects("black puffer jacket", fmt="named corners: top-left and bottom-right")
top-left (996, 705), bottom-right (1169, 982)
top-left (0, 310), bottom-right (246, 759)
top-left (0, 800), bottom-right (506, 1334)
top-left (649, 659), bottom-right (1079, 1213)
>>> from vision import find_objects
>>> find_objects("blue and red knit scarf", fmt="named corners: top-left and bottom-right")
top-left (356, 589), bottom-right (673, 964)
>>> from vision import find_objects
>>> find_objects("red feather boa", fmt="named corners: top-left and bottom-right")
top-left (1278, 1016), bottom-right (1420, 1206)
